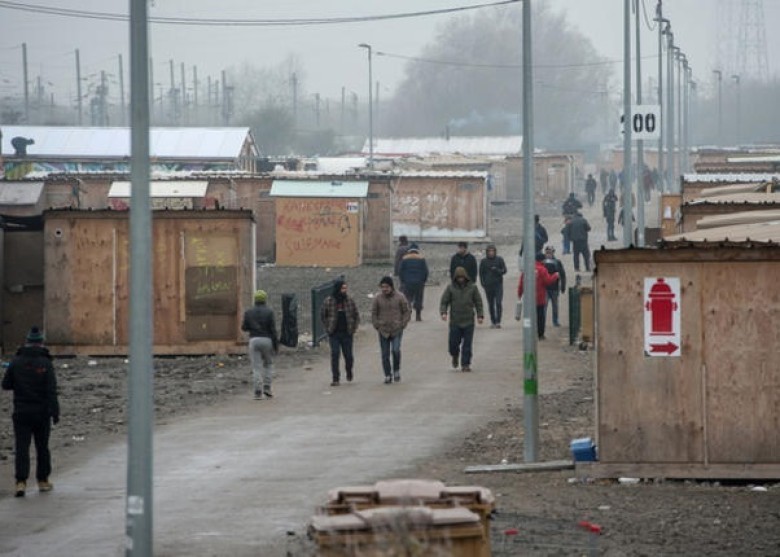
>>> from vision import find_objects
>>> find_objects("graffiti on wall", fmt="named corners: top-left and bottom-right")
top-left (276, 198), bottom-right (359, 266)
top-left (394, 185), bottom-right (451, 227)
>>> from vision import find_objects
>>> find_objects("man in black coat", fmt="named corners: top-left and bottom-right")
top-left (2, 326), bottom-right (59, 497)
top-left (479, 244), bottom-right (507, 328)
top-left (449, 241), bottom-right (478, 283)
top-left (566, 211), bottom-right (592, 272)
top-left (241, 290), bottom-right (279, 400)
top-left (399, 243), bottom-right (429, 322)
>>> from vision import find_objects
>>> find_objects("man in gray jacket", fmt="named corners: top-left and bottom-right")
top-left (371, 276), bottom-right (411, 384)
top-left (440, 267), bottom-right (484, 372)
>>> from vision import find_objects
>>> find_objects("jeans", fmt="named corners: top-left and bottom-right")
top-left (378, 332), bottom-right (403, 377)
top-left (562, 230), bottom-right (571, 254)
top-left (536, 305), bottom-right (547, 338)
top-left (13, 412), bottom-right (51, 482)
top-left (248, 336), bottom-right (274, 391)
top-left (328, 332), bottom-right (354, 382)
top-left (572, 240), bottom-right (591, 271)
top-left (448, 324), bottom-right (475, 366)
top-left (606, 216), bottom-right (616, 240)
top-left (546, 288), bottom-right (560, 326)
top-left (402, 282), bottom-right (425, 312)
top-left (484, 284), bottom-right (504, 325)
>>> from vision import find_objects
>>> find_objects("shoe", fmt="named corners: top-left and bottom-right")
top-left (384, 376), bottom-right (392, 384)
top-left (330, 381), bottom-right (340, 387)
top-left (496, 323), bottom-right (501, 329)
top-left (553, 323), bottom-right (561, 327)
top-left (393, 372), bottom-right (401, 383)
top-left (539, 335), bottom-right (546, 340)
top-left (346, 370), bottom-right (353, 382)
top-left (451, 354), bottom-right (459, 369)
top-left (38, 480), bottom-right (53, 492)
top-left (489, 324), bottom-right (496, 329)
top-left (263, 387), bottom-right (273, 399)
top-left (15, 481), bottom-right (26, 497)
top-left (462, 365), bottom-right (472, 372)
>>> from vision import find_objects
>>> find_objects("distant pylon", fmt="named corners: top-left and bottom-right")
top-left (737, 0), bottom-right (769, 80)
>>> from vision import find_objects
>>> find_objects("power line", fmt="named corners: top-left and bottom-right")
top-left (376, 50), bottom-right (659, 69)
top-left (0, 0), bottom-right (520, 26)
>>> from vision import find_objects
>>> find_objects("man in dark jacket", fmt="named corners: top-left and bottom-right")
top-left (585, 173), bottom-right (597, 206)
top-left (566, 211), bottom-right (592, 272)
top-left (440, 267), bottom-right (484, 372)
top-left (478, 244), bottom-right (507, 328)
top-left (603, 188), bottom-right (618, 241)
top-left (393, 235), bottom-right (410, 280)
top-left (241, 290), bottom-right (279, 400)
top-left (399, 243), bottom-right (429, 322)
top-left (2, 326), bottom-right (59, 497)
top-left (518, 254), bottom-right (560, 340)
top-left (449, 241), bottom-right (478, 283)
top-left (320, 279), bottom-right (360, 386)
top-left (542, 246), bottom-right (567, 327)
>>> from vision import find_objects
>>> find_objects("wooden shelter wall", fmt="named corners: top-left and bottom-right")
top-left (363, 184), bottom-right (392, 261)
top-left (2, 231), bottom-right (44, 352)
top-left (393, 177), bottom-right (485, 236)
top-left (681, 204), bottom-right (780, 233)
top-left (596, 251), bottom-right (780, 468)
top-left (44, 212), bottom-right (253, 353)
top-left (596, 261), bottom-right (704, 463)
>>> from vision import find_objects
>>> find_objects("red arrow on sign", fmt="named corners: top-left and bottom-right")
top-left (649, 342), bottom-right (678, 354)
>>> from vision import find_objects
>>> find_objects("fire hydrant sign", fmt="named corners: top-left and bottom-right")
top-left (644, 277), bottom-right (681, 357)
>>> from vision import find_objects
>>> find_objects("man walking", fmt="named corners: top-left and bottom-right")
top-left (2, 326), bottom-right (59, 497)
top-left (566, 211), bottom-right (592, 272)
top-left (518, 253), bottom-right (560, 340)
top-left (440, 266), bottom-right (484, 372)
top-left (393, 235), bottom-right (410, 281)
top-left (603, 188), bottom-right (618, 241)
top-left (371, 276), bottom-right (411, 384)
top-left (585, 173), bottom-right (597, 206)
top-left (241, 289), bottom-right (279, 400)
top-left (479, 244), bottom-right (507, 328)
top-left (321, 278), bottom-right (360, 386)
top-left (542, 246), bottom-right (567, 327)
top-left (399, 243), bottom-right (429, 322)
top-left (449, 241), bottom-right (478, 283)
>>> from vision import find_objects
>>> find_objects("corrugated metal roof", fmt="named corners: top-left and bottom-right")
top-left (698, 182), bottom-right (771, 197)
top-left (0, 181), bottom-right (44, 205)
top-left (108, 181), bottom-right (209, 198)
top-left (315, 157), bottom-right (367, 173)
top-left (366, 136), bottom-right (522, 156)
top-left (1, 126), bottom-right (254, 159)
top-left (726, 155), bottom-right (780, 163)
top-left (665, 220), bottom-right (780, 242)
top-left (697, 210), bottom-right (780, 229)
top-left (688, 192), bottom-right (780, 205)
top-left (682, 173), bottom-right (780, 183)
top-left (270, 180), bottom-right (369, 198)
top-left (398, 170), bottom-right (488, 179)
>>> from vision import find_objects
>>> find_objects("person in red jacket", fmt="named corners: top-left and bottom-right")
top-left (517, 252), bottom-right (560, 340)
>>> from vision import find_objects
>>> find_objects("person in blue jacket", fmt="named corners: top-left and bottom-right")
top-left (399, 243), bottom-right (429, 322)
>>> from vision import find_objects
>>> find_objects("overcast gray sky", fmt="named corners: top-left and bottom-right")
top-left (1, 0), bottom-right (778, 109)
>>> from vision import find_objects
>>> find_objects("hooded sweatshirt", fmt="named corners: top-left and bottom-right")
top-left (440, 266), bottom-right (485, 327)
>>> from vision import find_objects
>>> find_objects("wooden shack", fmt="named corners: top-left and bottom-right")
top-left (43, 209), bottom-right (255, 355)
top-left (391, 171), bottom-right (487, 240)
top-left (583, 244), bottom-right (780, 479)
top-left (680, 193), bottom-right (780, 233)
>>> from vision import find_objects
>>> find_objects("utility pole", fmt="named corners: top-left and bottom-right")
top-left (76, 49), bottom-right (83, 125)
top-left (656, 7), bottom-right (668, 191)
top-left (635, 0), bottom-right (645, 247)
top-left (118, 54), bottom-right (126, 125)
top-left (291, 72), bottom-right (298, 132)
top-left (669, 44), bottom-right (677, 191)
top-left (22, 43), bottom-right (29, 122)
top-left (521, 0), bottom-right (539, 463)
top-left (622, 0), bottom-right (634, 246)
top-left (731, 74), bottom-right (741, 145)
top-left (148, 56), bottom-right (154, 122)
top-left (340, 86), bottom-right (346, 136)
top-left (314, 93), bottom-right (321, 128)
top-left (126, 0), bottom-right (153, 554)
top-left (192, 65), bottom-right (198, 108)
top-left (375, 80), bottom-right (380, 141)
top-left (180, 62), bottom-right (187, 121)
top-left (358, 43), bottom-right (374, 168)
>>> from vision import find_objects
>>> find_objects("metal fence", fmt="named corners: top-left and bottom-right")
top-left (310, 276), bottom-right (342, 347)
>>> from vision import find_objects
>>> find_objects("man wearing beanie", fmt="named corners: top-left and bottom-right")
top-left (2, 326), bottom-right (59, 497)
top-left (320, 278), bottom-right (360, 386)
top-left (440, 266), bottom-right (484, 372)
top-left (371, 276), bottom-right (411, 384)
top-left (478, 244), bottom-right (507, 328)
top-left (241, 290), bottom-right (279, 399)
top-left (398, 243), bottom-right (429, 322)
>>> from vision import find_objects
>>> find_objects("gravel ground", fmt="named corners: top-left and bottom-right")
top-left (2, 200), bottom-right (779, 556)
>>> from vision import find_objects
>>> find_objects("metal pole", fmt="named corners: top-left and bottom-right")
top-left (358, 44), bottom-right (374, 168)
top-left (521, 0), bottom-right (538, 463)
top-left (119, 54), bottom-right (126, 126)
top-left (634, 0), bottom-right (645, 247)
top-left (22, 43), bottom-right (29, 122)
top-left (76, 48), bottom-right (83, 126)
top-left (657, 12), bottom-right (669, 192)
top-left (682, 60), bottom-right (689, 173)
top-left (622, 0), bottom-right (633, 246)
top-left (126, 0), bottom-right (153, 555)
top-left (192, 65), bottom-right (198, 108)
top-left (676, 51), bottom-right (682, 184)
top-left (713, 70), bottom-right (722, 145)
top-left (731, 74), bottom-right (740, 145)
top-left (666, 32), bottom-right (674, 191)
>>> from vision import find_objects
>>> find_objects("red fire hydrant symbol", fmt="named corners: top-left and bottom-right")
top-left (645, 278), bottom-right (677, 335)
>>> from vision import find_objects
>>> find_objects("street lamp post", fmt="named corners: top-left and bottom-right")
top-left (358, 43), bottom-right (374, 168)
top-left (713, 69), bottom-right (722, 145)
top-left (656, 12), bottom-right (670, 192)
top-left (731, 74), bottom-right (740, 146)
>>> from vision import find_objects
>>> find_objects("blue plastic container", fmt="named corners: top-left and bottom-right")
top-left (570, 437), bottom-right (597, 462)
